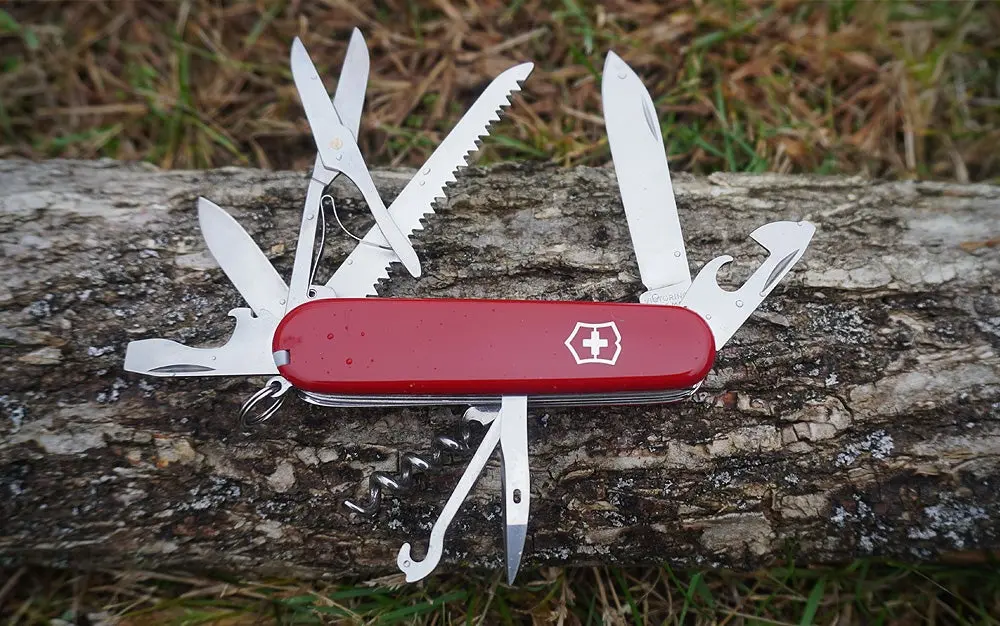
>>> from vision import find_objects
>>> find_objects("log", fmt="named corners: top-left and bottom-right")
top-left (1, 158), bottom-right (999, 580)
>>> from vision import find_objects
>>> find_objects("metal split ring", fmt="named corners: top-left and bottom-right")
top-left (239, 377), bottom-right (292, 429)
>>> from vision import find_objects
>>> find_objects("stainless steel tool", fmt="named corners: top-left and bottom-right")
top-left (602, 51), bottom-right (690, 306)
top-left (122, 35), bottom-right (815, 585)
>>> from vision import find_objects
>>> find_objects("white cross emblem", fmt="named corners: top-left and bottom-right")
top-left (564, 322), bottom-right (622, 365)
top-left (582, 329), bottom-right (608, 358)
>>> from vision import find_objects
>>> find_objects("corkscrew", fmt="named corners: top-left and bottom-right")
top-left (343, 406), bottom-right (497, 516)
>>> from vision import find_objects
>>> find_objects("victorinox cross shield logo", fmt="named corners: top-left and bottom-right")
top-left (564, 321), bottom-right (622, 365)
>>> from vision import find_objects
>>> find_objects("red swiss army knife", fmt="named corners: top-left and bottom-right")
top-left (124, 30), bottom-right (815, 584)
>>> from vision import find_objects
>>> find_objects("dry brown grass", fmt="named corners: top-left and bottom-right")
top-left (2, 0), bottom-right (998, 180)
top-left (3, 561), bottom-right (1000, 625)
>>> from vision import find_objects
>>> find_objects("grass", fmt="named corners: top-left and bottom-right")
top-left (3, 560), bottom-right (1000, 625)
top-left (0, 0), bottom-right (998, 180)
top-left (2, 0), bottom-right (1000, 623)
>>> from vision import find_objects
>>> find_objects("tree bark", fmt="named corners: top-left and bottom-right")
top-left (2, 158), bottom-right (999, 580)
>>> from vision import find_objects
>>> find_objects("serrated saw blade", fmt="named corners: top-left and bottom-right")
top-left (324, 62), bottom-right (534, 297)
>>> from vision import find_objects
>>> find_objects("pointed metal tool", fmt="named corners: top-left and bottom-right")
top-left (500, 395), bottom-right (529, 584)
top-left (394, 395), bottom-right (530, 583)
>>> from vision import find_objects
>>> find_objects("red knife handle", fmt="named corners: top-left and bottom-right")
top-left (272, 298), bottom-right (715, 396)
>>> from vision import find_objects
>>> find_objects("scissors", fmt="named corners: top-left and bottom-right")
top-left (285, 34), bottom-right (421, 314)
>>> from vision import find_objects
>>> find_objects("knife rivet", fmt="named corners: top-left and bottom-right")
top-left (618, 72), bottom-right (626, 79)
top-left (423, 167), bottom-right (431, 175)
top-left (419, 180), bottom-right (426, 186)
top-left (736, 300), bottom-right (744, 308)
top-left (307, 213), bottom-right (315, 220)
top-left (336, 154), bottom-right (343, 161)
top-left (280, 299), bottom-right (286, 305)
top-left (674, 250), bottom-right (681, 257)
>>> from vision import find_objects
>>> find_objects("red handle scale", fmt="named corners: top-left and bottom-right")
top-left (272, 298), bottom-right (715, 396)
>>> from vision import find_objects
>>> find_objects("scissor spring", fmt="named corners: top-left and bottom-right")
top-left (296, 387), bottom-right (698, 409)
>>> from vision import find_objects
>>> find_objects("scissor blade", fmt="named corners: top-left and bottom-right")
top-left (499, 395), bottom-right (529, 584)
top-left (291, 37), bottom-right (344, 141)
top-left (197, 198), bottom-right (287, 319)
top-left (325, 62), bottom-right (534, 297)
top-left (602, 51), bottom-right (690, 305)
top-left (333, 27), bottom-right (369, 141)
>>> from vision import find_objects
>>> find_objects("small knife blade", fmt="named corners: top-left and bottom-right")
top-left (197, 198), bottom-right (287, 319)
top-left (499, 394), bottom-right (529, 584)
top-left (602, 51), bottom-right (690, 305)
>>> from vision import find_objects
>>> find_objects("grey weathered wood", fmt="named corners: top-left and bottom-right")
top-left (1, 158), bottom-right (999, 580)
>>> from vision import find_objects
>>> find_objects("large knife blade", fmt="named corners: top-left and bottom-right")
top-left (324, 61), bottom-right (534, 297)
top-left (602, 51), bottom-right (690, 305)
top-left (197, 198), bottom-right (287, 320)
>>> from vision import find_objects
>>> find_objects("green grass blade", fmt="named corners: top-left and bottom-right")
top-left (487, 133), bottom-right (549, 159)
top-left (375, 589), bottom-right (467, 624)
top-left (799, 577), bottom-right (827, 626)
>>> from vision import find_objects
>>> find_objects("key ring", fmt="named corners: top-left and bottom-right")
top-left (239, 376), bottom-right (292, 429)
